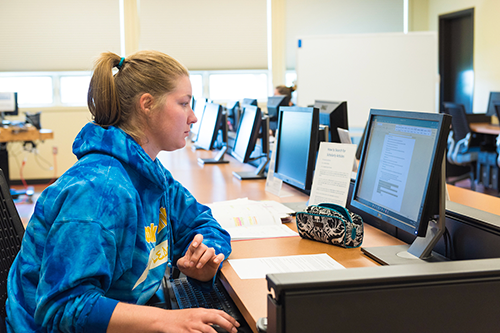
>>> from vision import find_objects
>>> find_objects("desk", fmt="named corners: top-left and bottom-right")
top-left (157, 144), bottom-right (500, 332)
top-left (0, 125), bottom-right (54, 143)
top-left (0, 125), bottom-right (54, 186)
top-left (470, 122), bottom-right (500, 136)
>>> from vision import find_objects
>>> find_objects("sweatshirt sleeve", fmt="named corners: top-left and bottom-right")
top-left (167, 177), bottom-right (232, 266)
top-left (34, 220), bottom-right (121, 333)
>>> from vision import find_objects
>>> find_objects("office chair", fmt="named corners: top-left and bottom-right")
top-left (442, 102), bottom-right (480, 190)
top-left (494, 103), bottom-right (500, 168)
top-left (0, 168), bottom-right (25, 332)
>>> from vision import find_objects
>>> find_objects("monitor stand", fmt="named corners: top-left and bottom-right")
top-left (232, 156), bottom-right (269, 180)
top-left (198, 146), bottom-right (230, 165)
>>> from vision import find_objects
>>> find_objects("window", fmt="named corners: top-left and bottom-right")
top-left (209, 72), bottom-right (268, 102)
top-left (189, 74), bottom-right (203, 101)
top-left (0, 70), bottom-right (272, 108)
top-left (0, 76), bottom-right (53, 106)
top-left (60, 75), bottom-right (91, 105)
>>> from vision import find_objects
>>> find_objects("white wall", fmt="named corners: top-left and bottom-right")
top-left (285, 0), bottom-right (404, 69)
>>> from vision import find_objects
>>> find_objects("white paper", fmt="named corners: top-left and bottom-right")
top-left (226, 224), bottom-right (298, 241)
top-left (228, 253), bottom-right (345, 279)
top-left (337, 128), bottom-right (358, 172)
top-left (207, 198), bottom-right (298, 240)
top-left (308, 142), bottom-right (357, 207)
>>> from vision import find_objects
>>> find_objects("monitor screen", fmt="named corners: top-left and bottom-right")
top-left (314, 100), bottom-right (348, 143)
top-left (190, 98), bottom-right (207, 140)
top-left (274, 106), bottom-right (319, 191)
top-left (0, 92), bottom-right (18, 116)
top-left (194, 103), bottom-right (223, 151)
top-left (486, 92), bottom-right (500, 116)
top-left (351, 109), bottom-right (451, 264)
top-left (230, 105), bottom-right (262, 163)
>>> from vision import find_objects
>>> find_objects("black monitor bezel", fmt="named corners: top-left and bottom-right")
top-left (314, 100), bottom-right (348, 143)
top-left (350, 109), bottom-right (451, 237)
top-left (230, 105), bottom-right (262, 163)
top-left (241, 98), bottom-right (258, 108)
top-left (195, 102), bottom-right (223, 151)
top-left (267, 95), bottom-right (290, 121)
top-left (0, 92), bottom-right (19, 116)
top-left (273, 106), bottom-right (319, 191)
top-left (486, 92), bottom-right (500, 116)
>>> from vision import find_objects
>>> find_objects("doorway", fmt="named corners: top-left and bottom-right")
top-left (439, 8), bottom-right (474, 113)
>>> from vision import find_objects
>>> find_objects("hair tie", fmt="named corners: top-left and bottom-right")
top-left (117, 57), bottom-right (125, 70)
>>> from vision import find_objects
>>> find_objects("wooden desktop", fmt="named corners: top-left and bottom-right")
top-left (0, 125), bottom-right (53, 143)
top-left (470, 122), bottom-right (500, 136)
top-left (157, 142), bottom-right (500, 333)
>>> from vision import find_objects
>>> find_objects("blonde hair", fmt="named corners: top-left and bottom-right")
top-left (87, 50), bottom-right (189, 141)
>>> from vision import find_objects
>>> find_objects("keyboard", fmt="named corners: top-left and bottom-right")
top-left (165, 277), bottom-right (252, 332)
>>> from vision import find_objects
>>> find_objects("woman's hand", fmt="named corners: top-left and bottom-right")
top-left (107, 302), bottom-right (240, 333)
top-left (177, 234), bottom-right (225, 282)
top-left (166, 308), bottom-right (239, 333)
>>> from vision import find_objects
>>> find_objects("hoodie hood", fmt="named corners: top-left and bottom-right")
top-left (72, 122), bottom-right (168, 191)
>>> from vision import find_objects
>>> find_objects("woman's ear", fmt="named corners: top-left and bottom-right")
top-left (138, 93), bottom-right (154, 114)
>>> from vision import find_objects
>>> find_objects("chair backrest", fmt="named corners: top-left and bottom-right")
top-left (442, 102), bottom-right (471, 142)
top-left (494, 103), bottom-right (500, 120)
top-left (0, 168), bottom-right (25, 324)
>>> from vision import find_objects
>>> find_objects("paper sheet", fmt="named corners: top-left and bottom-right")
top-left (308, 142), bottom-right (357, 207)
top-left (228, 253), bottom-right (345, 279)
top-left (207, 198), bottom-right (298, 240)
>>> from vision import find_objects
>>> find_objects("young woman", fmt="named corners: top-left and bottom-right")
top-left (6, 50), bottom-right (239, 333)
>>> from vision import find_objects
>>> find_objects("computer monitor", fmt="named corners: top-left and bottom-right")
top-left (266, 95), bottom-right (290, 131)
top-left (226, 100), bottom-right (240, 132)
top-left (273, 106), bottom-right (320, 192)
top-left (190, 98), bottom-right (207, 141)
top-left (241, 98), bottom-right (257, 107)
top-left (231, 106), bottom-right (270, 180)
top-left (194, 103), bottom-right (223, 151)
top-left (314, 100), bottom-right (348, 143)
top-left (350, 109), bottom-right (452, 265)
top-left (0, 92), bottom-right (18, 123)
top-left (486, 91), bottom-right (500, 117)
top-left (196, 103), bottom-right (230, 165)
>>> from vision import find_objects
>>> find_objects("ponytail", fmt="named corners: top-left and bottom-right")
top-left (87, 52), bottom-right (123, 127)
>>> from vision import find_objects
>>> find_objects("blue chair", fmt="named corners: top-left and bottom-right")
top-left (494, 103), bottom-right (500, 168)
top-left (442, 102), bottom-right (480, 190)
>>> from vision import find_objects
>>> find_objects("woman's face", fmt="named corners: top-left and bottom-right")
top-left (142, 75), bottom-right (197, 158)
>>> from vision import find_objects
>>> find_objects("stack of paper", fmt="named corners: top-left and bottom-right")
top-left (207, 198), bottom-right (298, 241)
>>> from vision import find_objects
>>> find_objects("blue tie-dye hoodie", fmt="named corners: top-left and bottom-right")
top-left (5, 122), bottom-right (231, 333)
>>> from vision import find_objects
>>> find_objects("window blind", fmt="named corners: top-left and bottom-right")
top-left (139, 0), bottom-right (268, 71)
top-left (0, 0), bottom-right (121, 71)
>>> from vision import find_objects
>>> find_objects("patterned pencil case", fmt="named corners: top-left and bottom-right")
top-left (295, 203), bottom-right (364, 248)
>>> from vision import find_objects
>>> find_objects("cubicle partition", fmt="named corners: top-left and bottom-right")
top-left (266, 258), bottom-right (500, 333)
